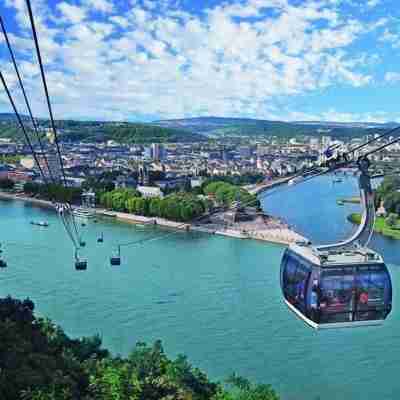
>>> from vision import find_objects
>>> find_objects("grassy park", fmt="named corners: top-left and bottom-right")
top-left (348, 213), bottom-right (400, 240)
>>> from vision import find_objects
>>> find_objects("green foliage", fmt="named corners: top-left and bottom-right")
top-left (0, 154), bottom-right (22, 164)
top-left (0, 297), bottom-right (89, 399)
top-left (386, 213), bottom-right (399, 227)
top-left (376, 175), bottom-right (400, 214)
top-left (0, 296), bottom-right (279, 400)
top-left (23, 182), bottom-right (82, 203)
top-left (100, 188), bottom-right (140, 212)
top-left (383, 192), bottom-right (400, 214)
top-left (100, 189), bottom-right (207, 222)
top-left (0, 119), bottom-right (202, 143)
top-left (201, 174), bottom-right (265, 187)
top-left (103, 124), bottom-right (201, 144)
top-left (203, 181), bottom-right (258, 208)
top-left (0, 178), bottom-right (15, 190)
top-left (82, 176), bottom-right (115, 193)
top-left (348, 213), bottom-right (400, 239)
top-left (223, 374), bottom-right (280, 400)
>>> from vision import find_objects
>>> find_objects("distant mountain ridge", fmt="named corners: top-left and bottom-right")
top-left (2, 114), bottom-right (398, 141)
top-left (154, 116), bottom-right (400, 138)
top-left (0, 115), bottom-right (205, 143)
top-left (0, 113), bottom-right (29, 121)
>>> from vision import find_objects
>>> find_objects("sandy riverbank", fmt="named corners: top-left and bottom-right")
top-left (0, 191), bottom-right (306, 246)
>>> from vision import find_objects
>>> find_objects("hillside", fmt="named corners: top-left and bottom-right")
top-left (2, 115), bottom-right (398, 142)
top-left (0, 296), bottom-right (279, 400)
top-left (155, 116), bottom-right (398, 139)
top-left (0, 113), bottom-right (29, 121)
top-left (0, 119), bottom-right (205, 143)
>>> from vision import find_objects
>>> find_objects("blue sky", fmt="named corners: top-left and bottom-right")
top-left (1, 0), bottom-right (400, 122)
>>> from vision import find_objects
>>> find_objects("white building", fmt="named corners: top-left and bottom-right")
top-left (151, 143), bottom-right (164, 161)
top-left (137, 186), bottom-right (164, 198)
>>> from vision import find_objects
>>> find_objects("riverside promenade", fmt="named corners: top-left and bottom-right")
top-left (0, 191), bottom-right (306, 246)
top-left (244, 176), bottom-right (293, 196)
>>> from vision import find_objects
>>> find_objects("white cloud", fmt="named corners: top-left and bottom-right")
top-left (84, 0), bottom-right (114, 14)
top-left (367, 0), bottom-right (381, 8)
top-left (57, 2), bottom-right (87, 24)
top-left (0, 0), bottom-right (388, 121)
top-left (379, 28), bottom-right (400, 48)
top-left (385, 72), bottom-right (400, 83)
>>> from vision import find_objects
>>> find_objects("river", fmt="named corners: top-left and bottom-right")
top-left (0, 174), bottom-right (399, 400)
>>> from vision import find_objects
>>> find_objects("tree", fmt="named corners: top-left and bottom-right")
top-left (225, 374), bottom-right (280, 400)
top-left (383, 192), bottom-right (400, 214)
top-left (386, 213), bottom-right (399, 227)
top-left (0, 296), bottom-right (280, 400)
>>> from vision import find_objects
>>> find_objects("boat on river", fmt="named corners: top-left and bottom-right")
top-left (288, 176), bottom-right (304, 186)
top-left (30, 221), bottom-right (49, 227)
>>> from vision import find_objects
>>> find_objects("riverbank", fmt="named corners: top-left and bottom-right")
top-left (0, 190), bottom-right (305, 246)
top-left (244, 176), bottom-right (292, 195)
top-left (0, 191), bottom-right (55, 209)
top-left (348, 213), bottom-right (400, 240)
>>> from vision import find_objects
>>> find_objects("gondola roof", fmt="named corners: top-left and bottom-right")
top-left (290, 241), bottom-right (384, 267)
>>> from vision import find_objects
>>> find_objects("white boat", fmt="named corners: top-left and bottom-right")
top-left (30, 221), bottom-right (49, 227)
top-left (288, 176), bottom-right (303, 186)
top-left (72, 207), bottom-right (96, 219)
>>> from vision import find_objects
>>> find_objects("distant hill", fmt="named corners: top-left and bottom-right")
top-left (0, 113), bottom-right (29, 121)
top-left (154, 116), bottom-right (399, 139)
top-left (2, 114), bottom-right (398, 143)
top-left (0, 117), bottom-right (205, 143)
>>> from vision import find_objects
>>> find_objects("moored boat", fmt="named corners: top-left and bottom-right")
top-left (30, 221), bottom-right (49, 227)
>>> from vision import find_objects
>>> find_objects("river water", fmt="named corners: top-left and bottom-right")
top-left (0, 174), bottom-right (399, 400)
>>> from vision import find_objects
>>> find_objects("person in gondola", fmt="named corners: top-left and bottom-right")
top-left (310, 281), bottom-right (321, 323)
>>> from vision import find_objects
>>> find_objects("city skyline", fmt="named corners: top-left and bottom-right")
top-left (1, 0), bottom-right (400, 123)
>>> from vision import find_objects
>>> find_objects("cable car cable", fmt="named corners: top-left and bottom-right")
top-left (0, 70), bottom-right (79, 252)
top-left (24, 0), bottom-right (83, 250)
top-left (25, 0), bottom-right (67, 187)
top-left (0, 68), bottom-right (79, 251)
top-left (0, 71), bottom-right (48, 183)
top-left (0, 15), bottom-right (54, 184)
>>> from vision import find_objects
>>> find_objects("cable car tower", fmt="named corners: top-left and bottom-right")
top-left (280, 156), bottom-right (392, 329)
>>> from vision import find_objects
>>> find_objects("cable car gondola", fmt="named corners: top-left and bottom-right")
top-left (97, 232), bottom-right (104, 243)
top-left (75, 250), bottom-right (87, 271)
top-left (280, 158), bottom-right (392, 329)
top-left (0, 244), bottom-right (6, 268)
top-left (110, 246), bottom-right (121, 266)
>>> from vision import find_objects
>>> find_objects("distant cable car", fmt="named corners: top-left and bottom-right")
top-left (97, 232), bottom-right (104, 243)
top-left (0, 244), bottom-right (7, 268)
top-left (110, 246), bottom-right (121, 266)
top-left (280, 158), bottom-right (392, 329)
top-left (75, 250), bottom-right (87, 271)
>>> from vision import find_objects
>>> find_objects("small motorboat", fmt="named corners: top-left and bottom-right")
top-left (30, 221), bottom-right (49, 227)
top-left (288, 176), bottom-right (303, 186)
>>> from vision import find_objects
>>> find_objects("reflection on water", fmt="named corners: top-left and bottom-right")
top-left (0, 176), bottom-right (400, 400)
